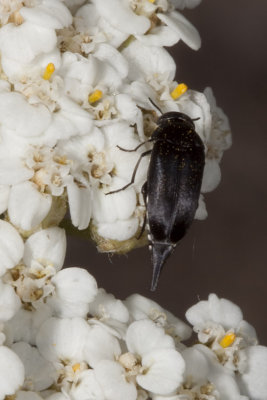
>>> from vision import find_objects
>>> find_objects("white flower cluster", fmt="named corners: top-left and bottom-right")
top-left (0, 226), bottom-right (266, 400)
top-left (3, 1), bottom-right (263, 399)
top-left (0, 0), bottom-right (231, 252)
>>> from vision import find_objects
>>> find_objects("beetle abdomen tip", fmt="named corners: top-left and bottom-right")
top-left (150, 243), bottom-right (173, 291)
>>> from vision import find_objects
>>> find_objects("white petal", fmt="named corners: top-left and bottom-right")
top-left (67, 183), bottom-right (92, 230)
top-left (201, 159), bottom-right (221, 193)
top-left (47, 297), bottom-right (90, 319)
top-left (90, 288), bottom-right (129, 323)
top-left (157, 11), bottom-right (201, 50)
top-left (51, 96), bottom-right (94, 137)
top-left (92, 0), bottom-right (150, 35)
top-left (94, 43), bottom-right (128, 81)
top-left (0, 220), bottom-right (24, 275)
top-left (195, 344), bottom-right (245, 400)
top-left (48, 268), bottom-right (97, 317)
top-left (94, 360), bottom-right (137, 400)
top-left (137, 348), bottom-right (185, 395)
top-left (16, 391), bottom-right (44, 400)
top-left (23, 227), bottom-right (66, 271)
top-left (0, 158), bottom-right (33, 185)
top-left (182, 346), bottom-right (210, 384)
top-left (237, 320), bottom-right (258, 345)
top-left (0, 280), bottom-right (21, 322)
top-left (0, 92), bottom-right (51, 137)
top-left (45, 393), bottom-right (69, 400)
top-left (126, 320), bottom-right (174, 356)
top-left (20, 0), bottom-right (72, 29)
top-left (136, 25), bottom-right (180, 47)
top-left (122, 41), bottom-right (176, 82)
top-left (8, 182), bottom-right (52, 231)
top-left (194, 194), bottom-right (208, 220)
top-left (92, 181), bottom-right (136, 223)
top-left (11, 342), bottom-right (55, 391)
top-left (5, 305), bottom-right (52, 346)
top-left (36, 317), bottom-right (90, 362)
top-left (84, 325), bottom-right (121, 368)
top-left (70, 369), bottom-right (104, 400)
top-left (52, 267), bottom-right (97, 304)
top-left (96, 217), bottom-right (139, 241)
top-left (238, 346), bottom-right (267, 400)
top-left (186, 293), bottom-right (243, 330)
top-left (0, 185), bottom-right (9, 213)
top-left (177, 90), bottom-right (212, 144)
top-left (0, 346), bottom-right (25, 398)
top-left (0, 21), bottom-right (57, 66)
top-left (172, 0), bottom-right (202, 9)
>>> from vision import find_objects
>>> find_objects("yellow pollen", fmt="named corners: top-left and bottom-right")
top-left (88, 90), bottom-right (103, 104)
top-left (220, 332), bottom-right (236, 348)
top-left (72, 363), bottom-right (81, 372)
top-left (43, 63), bottom-right (55, 80)
top-left (171, 83), bottom-right (188, 100)
top-left (148, 0), bottom-right (155, 3)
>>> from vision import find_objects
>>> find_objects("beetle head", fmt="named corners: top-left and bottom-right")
top-left (158, 112), bottom-right (196, 129)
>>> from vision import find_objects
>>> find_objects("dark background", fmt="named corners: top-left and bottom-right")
top-left (66, 0), bottom-right (267, 344)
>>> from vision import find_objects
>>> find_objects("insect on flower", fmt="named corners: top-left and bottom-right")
top-left (106, 99), bottom-right (205, 291)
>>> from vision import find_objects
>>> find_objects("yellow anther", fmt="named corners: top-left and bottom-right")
top-left (171, 83), bottom-right (188, 100)
top-left (43, 63), bottom-right (55, 80)
top-left (148, 0), bottom-right (155, 3)
top-left (88, 90), bottom-right (103, 104)
top-left (72, 363), bottom-right (81, 372)
top-left (220, 332), bottom-right (236, 348)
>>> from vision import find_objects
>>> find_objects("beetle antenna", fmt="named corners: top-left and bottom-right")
top-left (148, 97), bottom-right (163, 115)
top-left (192, 117), bottom-right (200, 121)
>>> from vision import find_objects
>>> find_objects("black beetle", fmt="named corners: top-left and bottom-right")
top-left (107, 105), bottom-right (205, 291)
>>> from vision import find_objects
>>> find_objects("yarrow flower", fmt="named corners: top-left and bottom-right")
top-left (0, 0), bottom-right (230, 252)
top-left (1, 1), bottom-right (265, 400)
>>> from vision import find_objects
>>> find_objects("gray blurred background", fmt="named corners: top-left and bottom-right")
top-left (66, 0), bottom-right (267, 343)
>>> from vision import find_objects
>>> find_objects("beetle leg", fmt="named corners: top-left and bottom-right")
top-left (136, 181), bottom-right (148, 240)
top-left (106, 150), bottom-right (152, 195)
top-left (117, 139), bottom-right (153, 153)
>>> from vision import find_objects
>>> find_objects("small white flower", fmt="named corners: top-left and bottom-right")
top-left (179, 344), bottom-right (247, 400)
top-left (186, 293), bottom-right (243, 330)
top-left (89, 288), bottom-right (129, 337)
top-left (8, 181), bottom-right (52, 231)
top-left (125, 320), bottom-right (185, 395)
top-left (185, 294), bottom-right (258, 374)
top-left (0, 0), bottom-right (71, 78)
top-left (125, 293), bottom-right (191, 343)
top-left (23, 227), bottom-right (66, 271)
